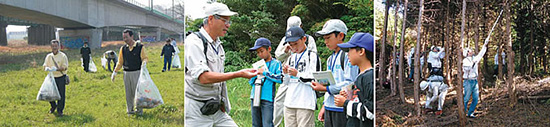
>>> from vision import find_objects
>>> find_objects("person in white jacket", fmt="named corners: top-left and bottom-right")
top-left (462, 41), bottom-right (488, 118)
top-left (420, 75), bottom-right (448, 115)
top-left (427, 46), bottom-right (445, 76)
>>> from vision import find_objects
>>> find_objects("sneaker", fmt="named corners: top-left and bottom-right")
top-left (136, 108), bottom-right (143, 116)
top-left (162, 69), bottom-right (166, 72)
top-left (56, 112), bottom-right (64, 117)
top-left (435, 110), bottom-right (443, 115)
top-left (467, 114), bottom-right (476, 118)
top-left (49, 108), bottom-right (55, 114)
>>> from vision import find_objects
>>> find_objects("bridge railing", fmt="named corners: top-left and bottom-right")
top-left (122, 0), bottom-right (184, 24)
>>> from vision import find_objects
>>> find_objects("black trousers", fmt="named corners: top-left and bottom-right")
top-left (324, 110), bottom-right (347, 127)
top-left (83, 57), bottom-right (90, 72)
top-left (50, 75), bottom-right (66, 113)
top-left (107, 58), bottom-right (117, 72)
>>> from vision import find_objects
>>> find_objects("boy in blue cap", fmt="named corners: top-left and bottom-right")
top-left (248, 37), bottom-right (283, 127)
top-left (334, 32), bottom-right (374, 127)
top-left (282, 26), bottom-right (320, 127)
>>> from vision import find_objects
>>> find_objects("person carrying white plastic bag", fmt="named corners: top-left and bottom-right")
top-left (81, 56), bottom-right (97, 72)
top-left (171, 38), bottom-right (182, 68)
top-left (135, 65), bottom-right (164, 109)
top-left (37, 72), bottom-right (61, 102)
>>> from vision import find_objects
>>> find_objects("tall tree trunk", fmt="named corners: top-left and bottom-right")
top-left (457, 0), bottom-right (468, 126)
top-left (414, 0), bottom-right (424, 117)
top-left (380, 1), bottom-right (390, 87)
top-left (398, 0), bottom-right (408, 103)
top-left (446, 0), bottom-right (453, 88)
top-left (506, 0), bottom-right (517, 107)
top-left (391, 1), bottom-right (401, 96)
top-left (474, 2), bottom-right (482, 100)
top-left (529, 0), bottom-right (535, 76)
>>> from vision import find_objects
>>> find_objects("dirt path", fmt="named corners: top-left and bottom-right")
top-left (376, 77), bottom-right (550, 126)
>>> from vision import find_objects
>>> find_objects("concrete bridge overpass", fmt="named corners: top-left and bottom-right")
top-left (0, 0), bottom-right (184, 48)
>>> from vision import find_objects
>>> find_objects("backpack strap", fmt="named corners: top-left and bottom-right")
top-left (185, 31), bottom-right (209, 73)
top-left (194, 32), bottom-right (209, 64)
top-left (340, 51), bottom-right (346, 71)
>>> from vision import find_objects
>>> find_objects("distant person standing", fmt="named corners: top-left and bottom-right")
top-left (43, 40), bottom-right (69, 117)
top-left (161, 39), bottom-right (175, 72)
top-left (80, 42), bottom-right (91, 72)
top-left (104, 50), bottom-right (118, 72)
top-left (111, 29), bottom-right (149, 116)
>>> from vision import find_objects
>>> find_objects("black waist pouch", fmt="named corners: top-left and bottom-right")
top-left (200, 99), bottom-right (221, 115)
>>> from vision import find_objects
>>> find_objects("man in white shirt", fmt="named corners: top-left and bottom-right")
top-left (427, 46), bottom-right (445, 76)
top-left (462, 41), bottom-right (488, 118)
top-left (184, 2), bottom-right (257, 127)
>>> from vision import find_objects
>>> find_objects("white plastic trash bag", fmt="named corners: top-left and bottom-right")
top-left (89, 58), bottom-right (97, 72)
top-left (135, 66), bottom-right (164, 109)
top-left (101, 55), bottom-right (107, 70)
top-left (171, 54), bottom-right (182, 68)
top-left (36, 72), bottom-right (61, 101)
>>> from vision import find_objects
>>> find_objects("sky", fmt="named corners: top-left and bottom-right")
top-left (184, 0), bottom-right (208, 19)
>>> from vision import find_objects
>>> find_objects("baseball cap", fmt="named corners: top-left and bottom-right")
top-left (249, 38), bottom-right (272, 51)
top-left (315, 19), bottom-right (348, 36)
top-left (205, 2), bottom-right (238, 16)
top-left (284, 26), bottom-right (306, 43)
top-left (337, 32), bottom-right (374, 52)
top-left (287, 16), bottom-right (302, 30)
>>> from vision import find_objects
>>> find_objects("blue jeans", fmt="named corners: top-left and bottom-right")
top-left (251, 100), bottom-right (274, 127)
top-left (463, 79), bottom-right (479, 116)
top-left (163, 56), bottom-right (172, 71)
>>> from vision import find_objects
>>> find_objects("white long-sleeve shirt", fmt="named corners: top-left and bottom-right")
top-left (284, 48), bottom-right (318, 110)
top-left (463, 45), bottom-right (487, 80)
top-left (427, 48), bottom-right (445, 68)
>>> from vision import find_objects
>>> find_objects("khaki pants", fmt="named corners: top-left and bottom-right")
top-left (273, 84), bottom-right (287, 127)
top-left (185, 97), bottom-right (237, 127)
top-left (284, 107), bottom-right (315, 127)
top-left (124, 71), bottom-right (140, 113)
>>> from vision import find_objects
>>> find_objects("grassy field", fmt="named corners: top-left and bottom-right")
top-left (0, 42), bottom-right (184, 126)
top-left (226, 75), bottom-right (325, 127)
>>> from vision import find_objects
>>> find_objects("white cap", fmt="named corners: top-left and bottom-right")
top-left (463, 48), bottom-right (471, 57)
top-left (287, 16), bottom-right (302, 30)
top-left (204, 2), bottom-right (238, 16)
top-left (420, 81), bottom-right (429, 91)
top-left (315, 19), bottom-right (348, 36)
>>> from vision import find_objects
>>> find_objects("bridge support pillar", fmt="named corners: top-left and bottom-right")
top-left (59, 28), bottom-right (103, 49)
top-left (27, 24), bottom-right (56, 45)
top-left (0, 22), bottom-right (9, 46)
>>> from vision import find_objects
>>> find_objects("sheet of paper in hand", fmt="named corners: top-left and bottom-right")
top-left (252, 59), bottom-right (268, 70)
top-left (312, 71), bottom-right (336, 86)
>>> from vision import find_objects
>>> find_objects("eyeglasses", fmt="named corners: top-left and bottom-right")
top-left (214, 15), bottom-right (232, 25)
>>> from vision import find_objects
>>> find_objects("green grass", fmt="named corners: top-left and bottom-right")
top-left (0, 43), bottom-right (184, 126)
top-left (226, 75), bottom-right (325, 127)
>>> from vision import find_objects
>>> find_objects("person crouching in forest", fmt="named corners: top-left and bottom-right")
top-left (334, 32), bottom-right (374, 127)
top-left (462, 40), bottom-right (488, 118)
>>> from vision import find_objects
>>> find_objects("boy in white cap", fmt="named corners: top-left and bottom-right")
top-left (273, 16), bottom-right (318, 127)
top-left (311, 19), bottom-right (359, 127)
top-left (334, 32), bottom-right (375, 127)
top-left (184, 2), bottom-right (257, 126)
